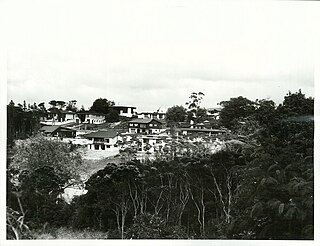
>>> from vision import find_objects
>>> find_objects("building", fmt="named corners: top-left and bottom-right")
top-left (110, 105), bottom-right (137, 118)
top-left (176, 127), bottom-right (226, 137)
top-left (77, 111), bottom-right (106, 124)
top-left (41, 110), bottom-right (80, 126)
top-left (137, 110), bottom-right (166, 120)
top-left (206, 107), bottom-right (222, 120)
top-left (137, 135), bottom-right (166, 152)
top-left (128, 118), bottom-right (163, 134)
top-left (83, 129), bottom-right (123, 150)
top-left (39, 125), bottom-right (77, 138)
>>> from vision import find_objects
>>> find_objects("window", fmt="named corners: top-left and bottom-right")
top-left (106, 145), bottom-right (111, 148)
top-left (129, 123), bottom-right (133, 126)
top-left (104, 138), bottom-right (110, 143)
top-left (134, 123), bottom-right (138, 127)
top-left (101, 145), bottom-right (105, 150)
top-left (94, 144), bottom-right (99, 150)
top-left (149, 124), bottom-right (153, 127)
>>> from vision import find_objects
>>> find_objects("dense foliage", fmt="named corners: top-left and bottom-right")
top-left (69, 152), bottom-right (240, 239)
top-left (7, 100), bottom-right (44, 146)
top-left (165, 105), bottom-right (187, 126)
top-left (7, 136), bottom-right (85, 236)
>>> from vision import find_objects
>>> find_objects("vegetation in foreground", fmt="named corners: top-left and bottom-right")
top-left (6, 90), bottom-right (314, 239)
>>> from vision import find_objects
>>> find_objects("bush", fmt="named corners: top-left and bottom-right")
top-left (126, 213), bottom-right (188, 239)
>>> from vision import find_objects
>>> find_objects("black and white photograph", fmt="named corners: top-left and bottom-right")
top-left (1, 0), bottom-right (319, 244)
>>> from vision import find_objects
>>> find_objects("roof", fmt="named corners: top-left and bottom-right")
top-left (40, 125), bottom-right (76, 133)
top-left (206, 107), bottom-right (222, 112)
top-left (40, 125), bottom-right (60, 133)
top-left (138, 111), bottom-right (166, 115)
top-left (177, 128), bottom-right (226, 133)
top-left (111, 105), bottom-right (136, 109)
top-left (129, 118), bottom-right (162, 124)
top-left (83, 129), bottom-right (121, 139)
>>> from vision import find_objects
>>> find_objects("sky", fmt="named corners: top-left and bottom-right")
top-left (2, 0), bottom-right (318, 112)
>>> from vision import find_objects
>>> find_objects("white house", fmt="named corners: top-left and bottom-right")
top-left (41, 111), bottom-right (80, 125)
top-left (83, 129), bottom-right (123, 151)
top-left (110, 105), bottom-right (137, 118)
top-left (206, 107), bottom-right (221, 120)
top-left (128, 118), bottom-right (164, 134)
top-left (137, 109), bottom-right (166, 120)
top-left (78, 111), bottom-right (106, 124)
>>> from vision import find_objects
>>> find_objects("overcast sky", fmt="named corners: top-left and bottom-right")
top-left (3, 0), bottom-right (318, 112)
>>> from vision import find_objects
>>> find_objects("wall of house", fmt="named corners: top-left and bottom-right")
top-left (85, 114), bottom-right (106, 124)
top-left (119, 107), bottom-right (136, 118)
top-left (137, 113), bottom-right (165, 120)
top-left (87, 136), bottom-right (119, 151)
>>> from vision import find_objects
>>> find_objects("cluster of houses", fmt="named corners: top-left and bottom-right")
top-left (39, 105), bottom-right (226, 158)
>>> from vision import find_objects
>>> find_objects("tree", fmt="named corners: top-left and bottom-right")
top-left (90, 98), bottom-right (115, 114)
top-left (219, 96), bottom-right (256, 130)
top-left (185, 92), bottom-right (207, 123)
top-left (9, 136), bottom-right (85, 227)
top-left (48, 100), bottom-right (57, 108)
top-left (277, 89), bottom-right (314, 116)
top-left (7, 101), bottom-right (42, 145)
top-left (77, 105), bottom-right (86, 123)
top-left (38, 102), bottom-right (46, 112)
top-left (229, 90), bottom-right (314, 239)
top-left (66, 100), bottom-right (78, 112)
top-left (165, 105), bottom-right (187, 126)
top-left (56, 100), bottom-right (66, 110)
top-left (106, 108), bottom-right (120, 122)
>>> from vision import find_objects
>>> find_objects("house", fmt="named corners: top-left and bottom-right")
top-left (137, 110), bottom-right (166, 120)
top-left (176, 127), bottom-right (226, 137)
top-left (39, 125), bottom-right (76, 138)
top-left (206, 107), bottom-right (221, 120)
top-left (137, 135), bottom-right (166, 152)
top-left (83, 129), bottom-right (123, 150)
top-left (128, 118), bottom-right (163, 134)
top-left (77, 111), bottom-right (106, 124)
top-left (41, 110), bottom-right (80, 126)
top-left (110, 105), bottom-right (137, 118)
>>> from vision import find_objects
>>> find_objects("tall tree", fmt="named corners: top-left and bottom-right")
top-left (9, 136), bottom-right (85, 227)
top-left (66, 100), bottom-right (78, 112)
top-left (219, 96), bottom-right (256, 130)
top-left (90, 98), bottom-right (115, 114)
top-left (185, 92), bottom-right (207, 123)
top-left (165, 105), bottom-right (187, 126)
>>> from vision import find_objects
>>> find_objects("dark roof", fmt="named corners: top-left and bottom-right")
top-left (40, 125), bottom-right (60, 133)
top-left (111, 105), bottom-right (136, 109)
top-left (129, 118), bottom-right (162, 124)
top-left (40, 125), bottom-right (76, 133)
top-left (138, 111), bottom-right (166, 115)
top-left (83, 129), bottom-right (121, 139)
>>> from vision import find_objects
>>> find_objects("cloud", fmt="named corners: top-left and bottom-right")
top-left (5, 0), bottom-right (316, 111)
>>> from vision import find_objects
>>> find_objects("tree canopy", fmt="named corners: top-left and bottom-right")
top-left (165, 105), bottom-right (187, 125)
top-left (89, 98), bottom-right (115, 114)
